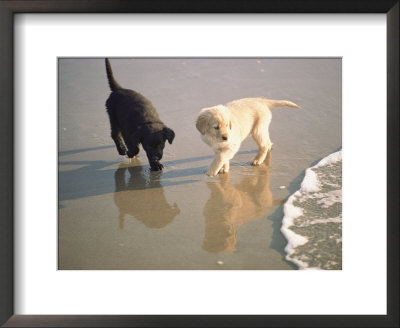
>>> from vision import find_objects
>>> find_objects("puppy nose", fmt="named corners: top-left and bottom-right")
top-left (222, 135), bottom-right (228, 141)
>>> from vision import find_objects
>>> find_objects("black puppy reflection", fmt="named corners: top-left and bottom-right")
top-left (202, 154), bottom-right (282, 253)
top-left (114, 162), bottom-right (180, 229)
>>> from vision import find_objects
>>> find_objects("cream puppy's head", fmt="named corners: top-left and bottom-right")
top-left (196, 105), bottom-right (232, 143)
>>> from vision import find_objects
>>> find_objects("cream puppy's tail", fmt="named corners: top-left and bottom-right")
top-left (262, 98), bottom-right (301, 109)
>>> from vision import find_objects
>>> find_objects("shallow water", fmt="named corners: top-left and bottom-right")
top-left (282, 151), bottom-right (342, 269)
top-left (58, 58), bottom-right (341, 270)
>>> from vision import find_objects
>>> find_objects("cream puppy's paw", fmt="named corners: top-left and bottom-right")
top-left (206, 168), bottom-right (219, 177)
top-left (252, 158), bottom-right (264, 166)
top-left (219, 163), bottom-right (229, 174)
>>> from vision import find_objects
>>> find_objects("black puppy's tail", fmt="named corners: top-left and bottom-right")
top-left (105, 58), bottom-right (122, 92)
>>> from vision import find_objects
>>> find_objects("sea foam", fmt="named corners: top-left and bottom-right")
top-left (281, 150), bottom-right (342, 270)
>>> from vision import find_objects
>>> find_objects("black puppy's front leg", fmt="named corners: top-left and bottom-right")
top-left (124, 133), bottom-right (140, 159)
top-left (126, 143), bottom-right (140, 159)
top-left (108, 111), bottom-right (127, 156)
top-left (111, 130), bottom-right (127, 156)
top-left (150, 161), bottom-right (164, 171)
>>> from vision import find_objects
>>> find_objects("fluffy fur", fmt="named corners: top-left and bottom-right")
top-left (105, 58), bottom-right (175, 171)
top-left (196, 97), bottom-right (300, 176)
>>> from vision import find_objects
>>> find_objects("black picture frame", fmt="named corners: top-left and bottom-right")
top-left (0, 1), bottom-right (398, 327)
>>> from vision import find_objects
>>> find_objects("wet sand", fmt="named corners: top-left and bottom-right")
top-left (58, 58), bottom-right (341, 270)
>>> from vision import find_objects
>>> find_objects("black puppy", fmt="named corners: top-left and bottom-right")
top-left (105, 58), bottom-right (175, 171)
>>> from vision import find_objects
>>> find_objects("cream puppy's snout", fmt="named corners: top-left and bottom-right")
top-left (214, 123), bottom-right (229, 141)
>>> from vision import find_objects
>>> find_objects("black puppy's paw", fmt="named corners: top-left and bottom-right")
top-left (150, 162), bottom-right (164, 171)
top-left (127, 149), bottom-right (139, 158)
top-left (118, 148), bottom-right (127, 156)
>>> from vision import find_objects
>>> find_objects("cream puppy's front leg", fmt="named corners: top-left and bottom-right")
top-left (220, 161), bottom-right (230, 174)
top-left (206, 154), bottom-right (225, 176)
top-left (207, 151), bottom-right (231, 176)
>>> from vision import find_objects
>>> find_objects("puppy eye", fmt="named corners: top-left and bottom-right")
top-left (214, 126), bottom-right (219, 130)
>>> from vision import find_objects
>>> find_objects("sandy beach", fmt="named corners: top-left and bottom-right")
top-left (58, 58), bottom-right (341, 270)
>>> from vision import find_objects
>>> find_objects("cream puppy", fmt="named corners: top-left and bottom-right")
top-left (196, 97), bottom-right (300, 176)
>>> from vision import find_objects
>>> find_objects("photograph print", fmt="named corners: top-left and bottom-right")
top-left (58, 57), bottom-right (342, 270)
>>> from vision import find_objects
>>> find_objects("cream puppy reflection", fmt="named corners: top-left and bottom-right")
top-left (114, 162), bottom-right (180, 229)
top-left (202, 155), bottom-right (282, 253)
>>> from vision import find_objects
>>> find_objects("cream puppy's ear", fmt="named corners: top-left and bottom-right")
top-left (196, 111), bottom-right (210, 135)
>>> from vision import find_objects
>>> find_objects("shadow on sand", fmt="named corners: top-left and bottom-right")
top-left (58, 147), bottom-right (258, 201)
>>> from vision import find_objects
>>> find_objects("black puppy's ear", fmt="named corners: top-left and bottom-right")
top-left (163, 127), bottom-right (175, 144)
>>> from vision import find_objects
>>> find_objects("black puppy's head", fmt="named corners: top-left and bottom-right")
top-left (141, 127), bottom-right (175, 170)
